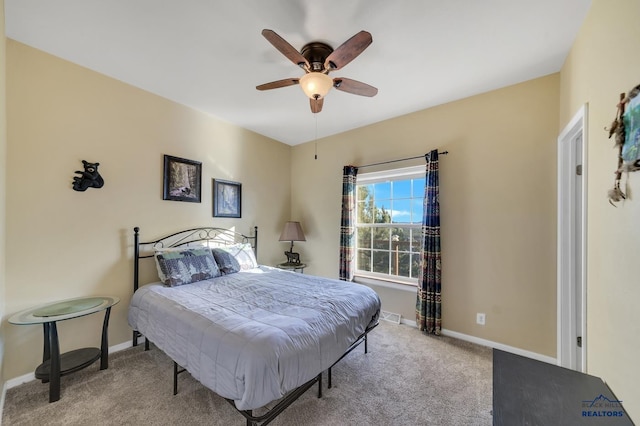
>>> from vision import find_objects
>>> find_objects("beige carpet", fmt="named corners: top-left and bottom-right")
top-left (3, 322), bottom-right (493, 425)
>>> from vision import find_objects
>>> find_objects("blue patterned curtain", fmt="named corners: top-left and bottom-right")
top-left (416, 150), bottom-right (441, 335)
top-left (339, 165), bottom-right (358, 281)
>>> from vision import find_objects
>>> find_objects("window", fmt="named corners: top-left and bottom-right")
top-left (355, 166), bottom-right (424, 285)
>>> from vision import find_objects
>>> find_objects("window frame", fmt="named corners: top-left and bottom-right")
top-left (354, 165), bottom-right (424, 287)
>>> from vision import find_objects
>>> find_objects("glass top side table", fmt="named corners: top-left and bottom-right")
top-left (9, 296), bottom-right (119, 403)
top-left (276, 263), bottom-right (307, 273)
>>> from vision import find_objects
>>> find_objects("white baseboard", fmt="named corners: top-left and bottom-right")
top-left (5, 372), bottom-right (35, 390)
top-left (0, 381), bottom-right (6, 423)
top-left (400, 318), bottom-right (417, 327)
top-left (441, 329), bottom-right (557, 365)
top-left (398, 319), bottom-right (557, 365)
top-left (3, 325), bottom-right (557, 393)
top-left (4, 339), bottom-right (134, 391)
top-left (109, 340), bottom-right (133, 354)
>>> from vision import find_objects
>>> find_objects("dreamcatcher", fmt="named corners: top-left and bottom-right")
top-left (606, 84), bottom-right (640, 206)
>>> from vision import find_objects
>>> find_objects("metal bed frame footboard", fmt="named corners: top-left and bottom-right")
top-left (171, 322), bottom-right (379, 426)
top-left (327, 322), bottom-right (379, 389)
top-left (229, 374), bottom-right (322, 426)
top-left (131, 226), bottom-right (379, 426)
top-left (173, 362), bottom-right (323, 426)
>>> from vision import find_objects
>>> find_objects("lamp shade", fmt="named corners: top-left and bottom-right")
top-left (299, 72), bottom-right (333, 100)
top-left (279, 221), bottom-right (306, 242)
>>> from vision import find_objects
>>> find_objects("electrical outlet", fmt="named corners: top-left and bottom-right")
top-left (476, 313), bottom-right (486, 325)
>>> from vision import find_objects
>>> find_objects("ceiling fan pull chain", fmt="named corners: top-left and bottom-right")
top-left (314, 114), bottom-right (318, 160)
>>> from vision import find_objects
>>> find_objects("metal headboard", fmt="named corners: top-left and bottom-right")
top-left (133, 226), bottom-right (258, 292)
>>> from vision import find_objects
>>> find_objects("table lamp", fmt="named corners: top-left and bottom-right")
top-left (279, 221), bottom-right (306, 265)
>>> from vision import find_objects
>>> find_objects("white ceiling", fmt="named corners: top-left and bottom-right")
top-left (5, 0), bottom-right (592, 146)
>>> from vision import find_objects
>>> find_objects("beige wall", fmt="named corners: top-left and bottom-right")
top-left (4, 40), bottom-right (292, 379)
top-left (5, 1), bottom-right (638, 417)
top-left (1, 0), bottom-right (8, 385)
top-left (292, 74), bottom-right (560, 357)
top-left (559, 0), bottom-right (640, 418)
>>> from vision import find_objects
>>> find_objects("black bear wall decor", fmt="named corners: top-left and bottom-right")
top-left (72, 160), bottom-right (104, 191)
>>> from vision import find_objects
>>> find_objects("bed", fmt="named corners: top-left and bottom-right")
top-left (128, 226), bottom-right (381, 425)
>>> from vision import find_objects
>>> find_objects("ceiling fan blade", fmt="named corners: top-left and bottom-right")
top-left (333, 78), bottom-right (378, 97)
top-left (310, 97), bottom-right (324, 113)
top-left (256, 78), bottom-right (300, 91)
top-left (262, 29), bottom-right (309, 69)
top-left (324, 31), bottom-right (372, 71)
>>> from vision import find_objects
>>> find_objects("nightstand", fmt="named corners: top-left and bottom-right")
top-left (276, 263), bottom-right (307, 273)
top-left (9, 296), bottom-right (119, 402)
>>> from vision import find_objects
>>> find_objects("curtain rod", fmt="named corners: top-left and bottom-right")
top-left (357, 151), bottom-right (448, 169)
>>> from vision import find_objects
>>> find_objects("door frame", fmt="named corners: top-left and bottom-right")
top-left (557, 104), bottom-right (588, 371)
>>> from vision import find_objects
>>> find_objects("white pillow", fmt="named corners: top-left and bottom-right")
top-left (215, 243), bottom-right (258, 270)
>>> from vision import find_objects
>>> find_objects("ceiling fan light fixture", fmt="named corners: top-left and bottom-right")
top-left (299, 72), bottom-right (333, 100)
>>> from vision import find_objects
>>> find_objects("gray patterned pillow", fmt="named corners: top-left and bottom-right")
top-left (211, 248), bottom-right (241, 275)
top-left (154, 247), bottom-right (220, 287)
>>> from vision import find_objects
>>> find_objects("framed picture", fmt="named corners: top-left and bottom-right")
top-left (213, 179), bottom-right (242, 218)
top-left (163, 155), bottom-right (202, 203)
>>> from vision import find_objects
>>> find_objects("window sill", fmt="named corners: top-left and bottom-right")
top-left (353, 275), bottom-right (417, 292)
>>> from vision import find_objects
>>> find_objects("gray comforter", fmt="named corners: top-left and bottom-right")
top-left (128, 266), bottom-right (381, 410)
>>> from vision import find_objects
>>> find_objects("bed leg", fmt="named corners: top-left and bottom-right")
top-left (328, 367), bottom-right (332, 389)
top-left (365, 333), bottom-right (368, 354)
top-left (173, 362), bottom-right (179, 395)
top-left (246, 411), bottom-right (253, 426)
top-left (144, 338), bottom-right (150, 351)
top-left (132, 331), bottom-right (138, 347)
top-left (317, 372), bottom-right (322, 398)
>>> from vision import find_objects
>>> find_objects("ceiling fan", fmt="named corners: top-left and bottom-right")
top-left (256, 29), bottom-right (378, 113)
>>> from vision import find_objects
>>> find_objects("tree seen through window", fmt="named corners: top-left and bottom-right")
top-left (355, 175), bottom-right (424, 282)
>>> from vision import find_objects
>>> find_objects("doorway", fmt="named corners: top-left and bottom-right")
top-left (557, 104), bottom-right (587, 372)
